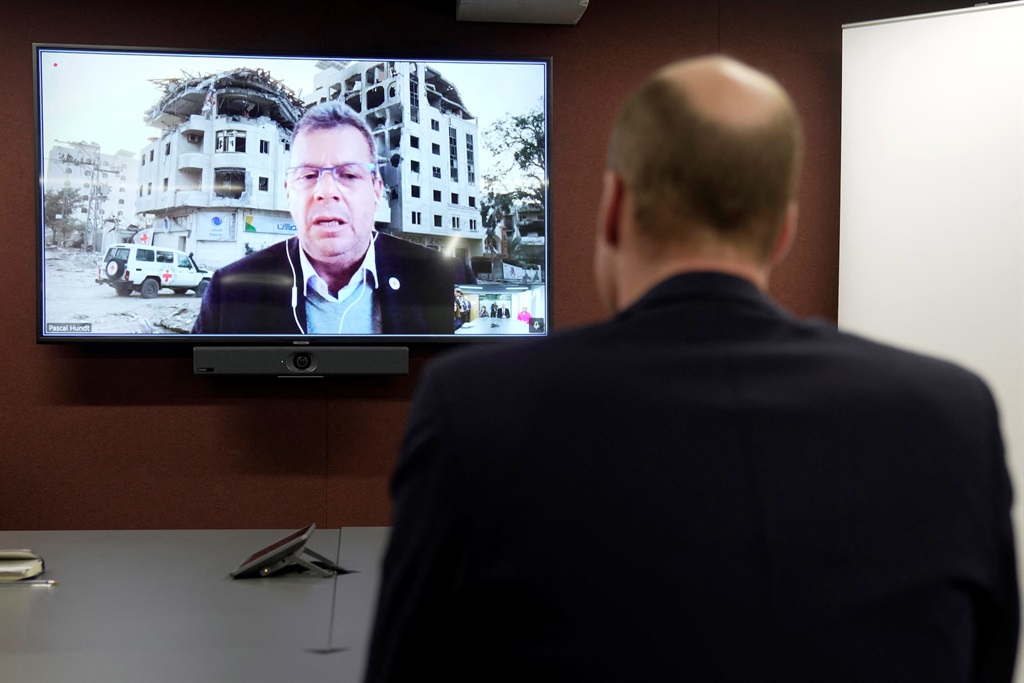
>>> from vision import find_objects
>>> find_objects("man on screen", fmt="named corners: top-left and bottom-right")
top-left (192, 102), bottom-right (474, 335)
top-left (364, 56), bottom-right (1019, 682)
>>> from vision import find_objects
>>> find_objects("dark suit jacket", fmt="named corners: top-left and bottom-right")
top-left (191, 234), bottom-right (475, 335)
top-left (365, 272), bottom-right (1019, 683)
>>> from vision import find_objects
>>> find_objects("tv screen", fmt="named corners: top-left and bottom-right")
top-left (35, 45), bottom-right (550, 344)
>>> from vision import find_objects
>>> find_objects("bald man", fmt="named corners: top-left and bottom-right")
top-left (364, 57), bottom-right (1019, 682)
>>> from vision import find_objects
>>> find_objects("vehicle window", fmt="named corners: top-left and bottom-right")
top-left (135, 249), bottom-right (154, 262)
top-left (156, 251), bottom-right (174, 264)
top-left (111, 247), bottom-right (130, 260)
top-left (177, 255), bottom-right (192, 269)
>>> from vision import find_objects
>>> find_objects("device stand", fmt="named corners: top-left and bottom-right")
top-left (258, 546), bottom-right (348, 578)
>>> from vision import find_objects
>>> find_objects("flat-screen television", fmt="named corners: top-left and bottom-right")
top-left (34, 45), bottom-right (550, 350)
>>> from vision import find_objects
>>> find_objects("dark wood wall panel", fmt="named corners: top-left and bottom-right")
top-left (0, 0), bottom-right (970, 530)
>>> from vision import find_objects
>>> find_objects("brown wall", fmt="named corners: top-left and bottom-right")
top-left (0, 0), bottom-right (970, 530)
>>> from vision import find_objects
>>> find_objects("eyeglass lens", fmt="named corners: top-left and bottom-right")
top-left (289, 163), bottom-right (374, 190)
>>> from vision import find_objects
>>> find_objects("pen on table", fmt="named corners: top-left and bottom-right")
top-left (0, 580), bottom-right (59, 587)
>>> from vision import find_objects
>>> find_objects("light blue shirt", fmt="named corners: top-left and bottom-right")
top-left (299, 235), bottom-right (382, 334)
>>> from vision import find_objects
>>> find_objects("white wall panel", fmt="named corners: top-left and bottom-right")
top-left (841, 4), bottom-right (1024, 675)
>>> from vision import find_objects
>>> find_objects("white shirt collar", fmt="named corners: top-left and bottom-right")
top-left (297, 232), bottom-right (379, 301)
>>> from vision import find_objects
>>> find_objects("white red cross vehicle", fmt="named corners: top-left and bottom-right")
top-left (96, 243), bottom-right (210, 299)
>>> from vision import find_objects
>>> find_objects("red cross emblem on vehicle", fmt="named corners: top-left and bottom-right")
top-left (162, 269), bottom-right (173, 283)
top-left (139, 233), bottom-right (149, 244)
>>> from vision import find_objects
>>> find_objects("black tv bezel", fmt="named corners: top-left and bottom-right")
top-left (33, 43), bottom-right (553, 347)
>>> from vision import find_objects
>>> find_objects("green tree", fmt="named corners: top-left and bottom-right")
top-left (482, 103), bottom-right (546, 209)
top-left (43, 188), bottom-right (88, 246)
top-left (482, 103), bottom-right (546, 271)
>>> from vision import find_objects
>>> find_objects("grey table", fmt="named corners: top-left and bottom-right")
top-left (0, 527), bottom-right (390, 683)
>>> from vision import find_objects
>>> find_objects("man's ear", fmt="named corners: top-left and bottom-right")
top-left (770, 202), bottom-right (798, 266)
top-left (598, 170), bottom-right (625, 248)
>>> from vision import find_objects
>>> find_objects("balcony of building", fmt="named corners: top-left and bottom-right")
top-left (178, 153), bottom-right (205, 170)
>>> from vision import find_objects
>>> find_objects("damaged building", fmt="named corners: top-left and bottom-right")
top-left (135, 68), bottom-right (305, 268)
top-left (46, 141), bottom-right (137, 250)
top-left (310, 60), bottom-right (483, 271)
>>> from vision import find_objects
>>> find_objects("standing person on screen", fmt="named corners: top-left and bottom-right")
top-left (364, 56), bottom-right (1019, 682)
top-left (192, 102), bottom-right (475, 335)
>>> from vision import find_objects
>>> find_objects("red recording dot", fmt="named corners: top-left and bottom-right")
top-left (53, 63), bottom-right (58, 67)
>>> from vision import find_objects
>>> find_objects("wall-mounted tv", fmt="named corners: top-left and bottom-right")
top-left (35, 45), bottom-right (550, 346)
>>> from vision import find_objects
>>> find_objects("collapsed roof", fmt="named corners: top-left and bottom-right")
top-left (145, 68), bottom-right (307, 130)
top-left (424, 67), bottom-right (473, 120)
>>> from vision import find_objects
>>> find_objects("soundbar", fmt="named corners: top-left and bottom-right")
top-left (193, 346), bottom-right (409, 377)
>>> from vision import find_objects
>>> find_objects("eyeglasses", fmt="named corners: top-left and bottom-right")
top-left (286, 162), bottom-right (377, 190)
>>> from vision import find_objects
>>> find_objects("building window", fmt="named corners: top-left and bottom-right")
top-left (449, 127), bottom-right (459, 182)
top-left (118, 199), bottom-right (125, 205)
top-left (147, 183), bottom-right (152, 195)
top-left (432, 166), bottom-right (441, 179)
top-left (216, 130), bottom-right (246, 153)
top-left (470, 219), bottom-right (478, 230)
top-left (149, 150), bottom-right (154, 162)
top-left (411, 185), bottom-right (420, 198)
top-left (259, 176), bottom-right (269, 191)
top-left (432, 143), bottom-right (440, 155)
top-left (451, 193), bottom-right (458, 204)
top-left (213, 168), bottom-right (245, 199)
top-left (259, 140), bottom-right (270, 154)
top-left (431, 119), bottom-right (440, 131)
top-left (469, 196), bottom-right (476, 208)
top-left (163, 178), bottom-right (169, 191)
top-left (467, 133), bottom-right (475, 184)
top-left (451, 216), bottom-right (461, 229)
top-left (434, 214), bottom-right (442, 227)
top-left (433, 190), bottom-right (442, 202)
top-left (410, 160), bottom-right (420, 173)
top-left (410, 135), bottom-right (419, 149)
top-left (411, 211), bottom-right (422, 225)
top-left (409, 72), bottom-right (420, 123)
top-left (165, 142), bottom-right (171, 156)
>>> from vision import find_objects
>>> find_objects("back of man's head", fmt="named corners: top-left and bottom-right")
top-left (608, 56), bottom-right (803, 262)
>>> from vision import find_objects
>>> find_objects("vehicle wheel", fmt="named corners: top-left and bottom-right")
top-left (140, 278), bottom-right (160, 299)
top-left (114, 284), bottom-right (133, 297)
top-left (194, 280), bottom-right (209, 298)
top-left (104, 259), bottom-right (126, 281)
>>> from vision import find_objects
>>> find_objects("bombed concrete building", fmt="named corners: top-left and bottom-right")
top-left (309, 60), bottom-right (484, 269)
top-left (45, 141), bottom-right (137, 251)
top-left (135, 68), bottom-right (305, 268)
